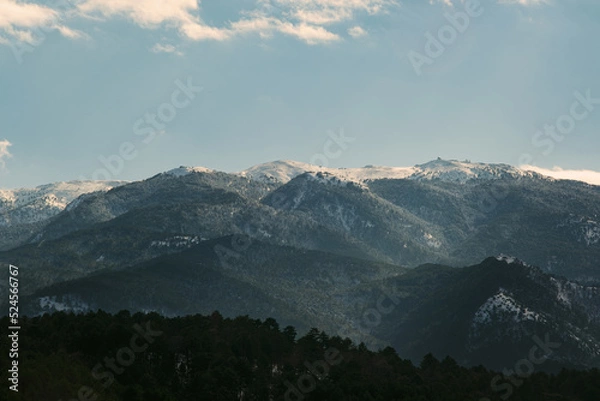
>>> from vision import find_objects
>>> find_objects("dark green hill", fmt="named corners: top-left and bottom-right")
top-left (2, 311), bottom-right (599, 401)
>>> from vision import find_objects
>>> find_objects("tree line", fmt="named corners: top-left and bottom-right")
top-left (1, 310), bottom-right (599, 401)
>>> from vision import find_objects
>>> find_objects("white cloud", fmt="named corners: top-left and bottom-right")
top-left (348, 25), bottom-right (367, 38)
top-left (0, 0), bottom-right (86, 46)
top-left (432, 0), bottom-right (547, 6)
top-left (498, 0), bottom-right (547, 5)
top-left (0, 0), bottom-right (56, 43)
top-left (75, 0), bottom-right (393, 45)
top-left (521, 165), bottom-right (600, 186)
top-left (0, 139), bottom-right (13, 170)
top-left (0, 0), bottom-right (58, 29)
top-left (77, 0), bottom-right (232, 40)
top-left (150, 43), bottom-right (183, 55)
top-left (0, 0), bottom-right (550, 49)
top-left (274, 0), bottom-right (394, 24)
top-left (231, 15), bottom-right (341, 44)
top-left (78, 0), bottom-right (196, 27)
top-left (56, 24), bottom-right (86, 39)
top-left (4, 26), bottom-right (37, 44)
top-left (230, 0), bottom-right (393, 44)
top-left (279, 21), bottom-right (340, 44)
top-left (1, 0), bottom-right (393, 47)
top-left (430, 0), bottom-right (455, 6)
top-left (179, 23), bottom-right (231, 41)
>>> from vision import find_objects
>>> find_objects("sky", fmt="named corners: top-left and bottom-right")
top-left (0, 0), bottom-right (599, 189)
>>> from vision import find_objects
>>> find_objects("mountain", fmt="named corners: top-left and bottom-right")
top-left (1, 158), bottom-right (600, 289)
top-left (16, 239), bottom-right (600, 370)
top-left (238, 158), bottom-right (542, 184)
top-left (261, 171), bottom-right (451, 266)
top-left (376, 256), bottom-right (600, 370)
top-left (366, 172), bottom-right (600, 281)
top-left (18, 236), bottom-right (405, 333)
top-left (2, 158), bottom-right (600, 370)
top-left (0, 180), bottom-right (127, 251)
top-left (0, 170), bottom-right (375, 296)
top-left (254, 161), bottom-right (600, 281)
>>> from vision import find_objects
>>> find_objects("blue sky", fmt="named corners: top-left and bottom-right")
top-left (0, 0), bottom-right (599, 189)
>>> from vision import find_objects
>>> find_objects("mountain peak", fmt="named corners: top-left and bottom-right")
top-left (416, 158), bottom-right (512, 170)
top-left (163, 166), bottom-right (215, 177)
top-left (238, 160), bottom-right (315, 183)
top-left (412, 159), bottom-right (532, 183)
top-left (237, 159), bottom-right (540, 185)
top-left (238, 160), bottom-right (416, 184)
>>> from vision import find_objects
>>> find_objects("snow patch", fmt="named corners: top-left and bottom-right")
top-left (164, 166), bottom-right (215, 177)
top-left (38, 295), bottom-right (90, 313)
top-left (150, 235), bottom-right (200, 249)
top-left (549, 277), bottom-right (575, 307)
top-left (558, 216), bottom-right (600, 246)
top-left (423, 232), bottom-right (441, 248)
top-left (496, 254), bottom-right (531, 267)
top-left (472, 289), bottom-right (542, 325)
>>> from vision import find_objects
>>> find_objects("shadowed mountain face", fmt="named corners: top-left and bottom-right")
top-left (1, 159), bottom-right (600, 370)
top-left (18, 236), bottom-right (405, 333)
top-left (377, 257), bottom-right (600, 371)
top-left (15, 239), bottom-right (600, 371)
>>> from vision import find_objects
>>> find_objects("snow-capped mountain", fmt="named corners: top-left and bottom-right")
top-left (0, 180), bottom-right (127, 219)
top-left (238, 158), bottom-right (545, 185)
top-left (1, 158), bottom-right (599, 282)
top-left (238, 160), bottom-right (415, 184)
top-left (163, 166), bottom-right (216, 177)
top-left (0, 180), bottom-right (127, 250)
top-left (2, 159), bottom-right (600, 372)
top-left (409, 158), bottom-right (542, 183)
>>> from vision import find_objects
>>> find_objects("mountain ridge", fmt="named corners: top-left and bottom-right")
top-left (238, 158), bottom-right (550, 185)
top-left (2, 158), bottom-right (599, 281)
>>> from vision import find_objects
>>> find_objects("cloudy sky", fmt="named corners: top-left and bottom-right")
top-left (0, 0), bottom-right (598, 188)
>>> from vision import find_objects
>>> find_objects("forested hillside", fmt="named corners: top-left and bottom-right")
top-left (2, 311), bottom-right (599, 401)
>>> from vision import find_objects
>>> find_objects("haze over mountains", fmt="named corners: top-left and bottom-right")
top-left (2, 158), bottom-right (600, 370)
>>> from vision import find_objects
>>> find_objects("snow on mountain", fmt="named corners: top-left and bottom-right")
top-left (239, 160), bottom-right (416, 184)
top-left (495, 254), bottom-right (531, 267)
top-left (164, 166), bottom-right (215, 177)
top-left (237, 159), bottom-right (543, 185)
top-left (150, 235), bottom-right (202, 249)
top-left (38, 295), bottom-right (90, 314)
top-left (410, 159), bottom-right (538, 183)
top-left (472, 289), bottom-right (543, 326)
top-left (238, 160), bottom-right (330, 183)
top-left (0, 180), bottom-right (127, 226)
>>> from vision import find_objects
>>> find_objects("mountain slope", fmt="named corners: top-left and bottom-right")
top-left (16, 242), bottom-right (600, 371)
top-left (0, 180), bottom-right (126, 250)
top-left (262, 171), bottom-right (451, 266)
top-left (373, 257), bottom-right (600, 370)
top-left (3, 158), bottom-right (600, 282)
top-left (18, 236), bottom-right (407, 334)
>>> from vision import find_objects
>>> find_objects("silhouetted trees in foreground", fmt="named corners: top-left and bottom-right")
top-left (2, 311), bottom-right (599, 400)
